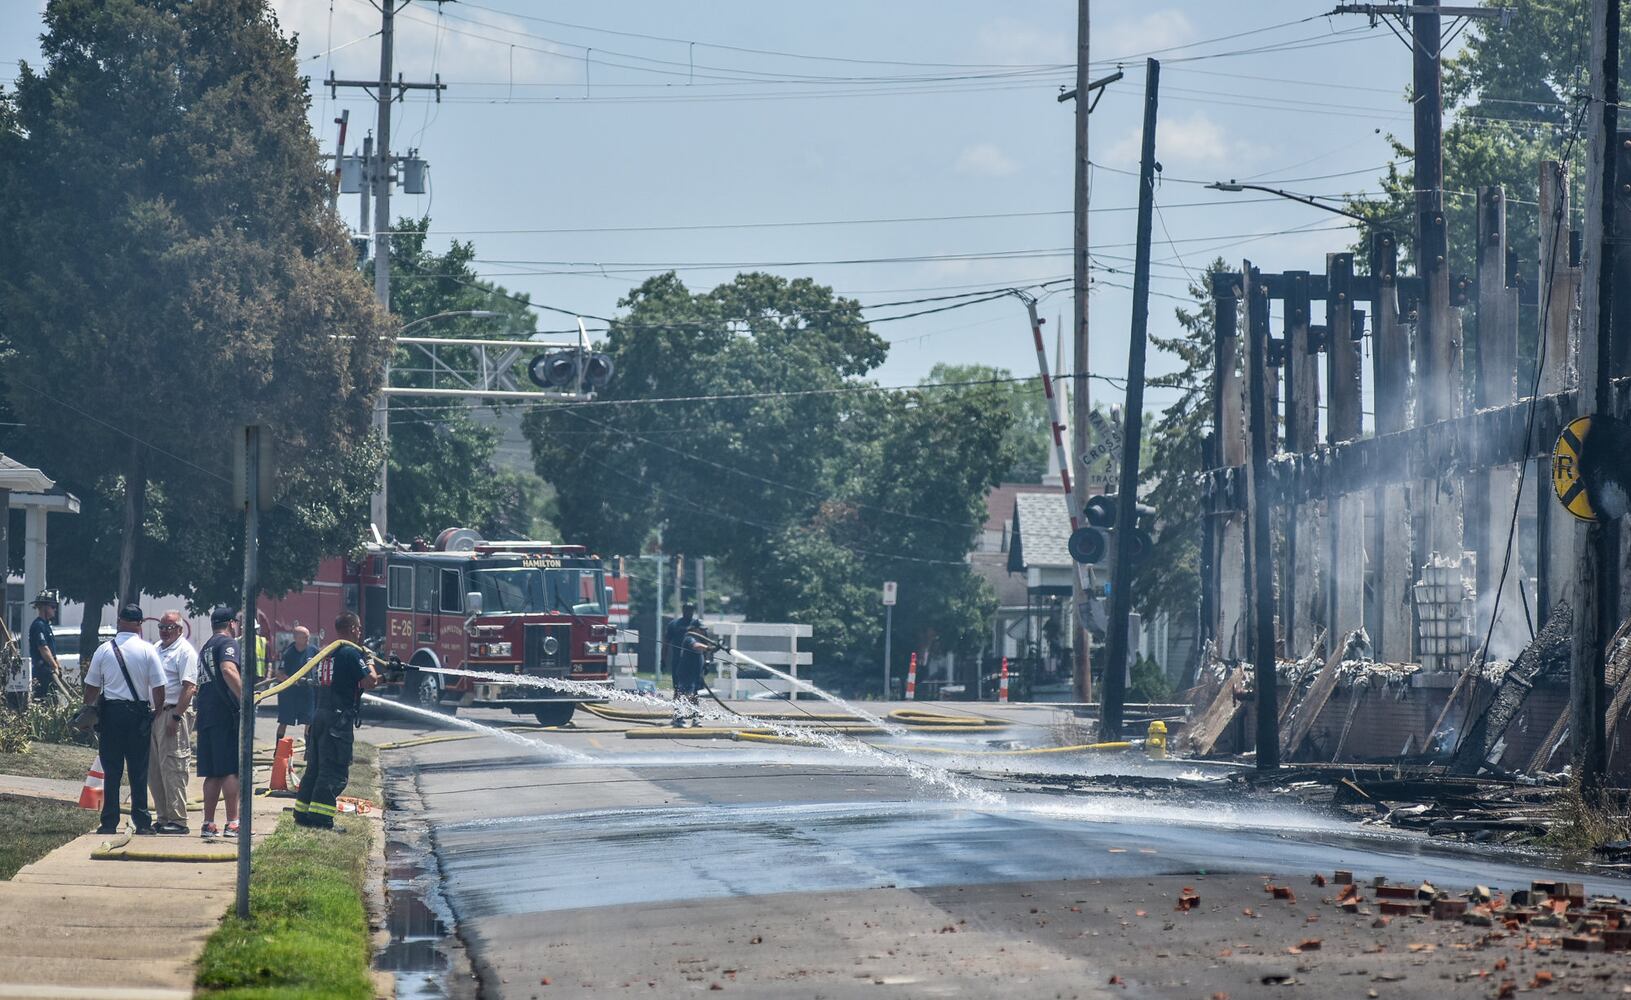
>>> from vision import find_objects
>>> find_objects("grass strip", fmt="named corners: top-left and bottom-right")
top-left (0, 742), bottom-right (98, 782)
top-left (0, 793), bottom-right (97, 879)
top-left (195, 746), bottom-right (381, 999)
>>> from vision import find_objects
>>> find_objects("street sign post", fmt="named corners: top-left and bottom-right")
top-left (882, 582), bottom-right (896, 698)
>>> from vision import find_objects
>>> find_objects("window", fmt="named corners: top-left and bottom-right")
top-left (439, 569), bottom-right (463, 614)
top-left (470, 569), bottom-right (548, 613)
top-left (387, 565), bottom-right (412, 610)
top-left (415, 564), bottom-right (436, 613)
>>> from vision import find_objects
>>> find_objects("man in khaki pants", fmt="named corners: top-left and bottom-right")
top-left (149, 610), bottom-right (198, 835)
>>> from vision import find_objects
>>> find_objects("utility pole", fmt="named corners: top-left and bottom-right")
top-left (327, 0), bottom-right (445, 537)
top-left (235, 426), bottom-right (262, 921)
top-left (1330, 2), bottom-right (1507, 566)
top-left (1099, 58), bottom-right (1160, 742)
top-left (1573, 0), bottom-right (1619, 795)
top-left (1057, 3), bottom-right (1120, 707)
top-left (1070, 0), bottom-right (1094, 706)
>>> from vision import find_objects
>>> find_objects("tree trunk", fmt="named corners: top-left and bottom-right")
top-left (79, 600), bottom-right (103, 670)
top-left (117, 442), bottom-right (147, 608)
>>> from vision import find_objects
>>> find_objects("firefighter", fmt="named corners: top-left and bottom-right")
top-left (293, 611), bottom-right (379, 831)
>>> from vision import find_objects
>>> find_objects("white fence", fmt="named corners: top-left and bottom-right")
top-left (704, 620), bottom-right (812, 699)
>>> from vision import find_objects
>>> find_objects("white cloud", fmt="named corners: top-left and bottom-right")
top-left (955, 142), bottom-right (1020, 178)
top-left (975, 17), bottom-right (1072, 65)
top-left (1105, 113), bottom-right (1268, 173)
top-left (1096, 10), bottom-right (1198, 63)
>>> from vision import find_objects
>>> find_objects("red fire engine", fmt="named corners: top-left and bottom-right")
top-left (260, 528), bottom-right (615, 726)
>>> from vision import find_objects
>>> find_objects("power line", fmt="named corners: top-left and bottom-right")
top-left (372, 197), bottom-right (1289, 238)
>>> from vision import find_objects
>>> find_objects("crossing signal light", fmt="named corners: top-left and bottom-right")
top-left (1067, 494), bottom-right (1154, 566)
top-left (528, 351), bottom-right (615, 391)
top-left (583, 353), bottom-right (615, 389)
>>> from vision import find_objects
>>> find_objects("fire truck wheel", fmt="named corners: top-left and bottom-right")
top-left (533, 703), bottom-right (575, 728)
top-left (402, 668), bottom-right (447, 714)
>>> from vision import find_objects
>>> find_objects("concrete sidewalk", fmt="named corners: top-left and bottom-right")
top-left (0, 747), bottom-right (298, 1000)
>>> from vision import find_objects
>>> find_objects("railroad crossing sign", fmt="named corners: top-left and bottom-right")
top-left (1081, 408), bottom-right (1124, 468)
top-left (1553, 416), bottom-right (1598, 522)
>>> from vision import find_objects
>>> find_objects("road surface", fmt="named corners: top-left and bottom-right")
top-left (359, 700), bottom-right (1631, 998)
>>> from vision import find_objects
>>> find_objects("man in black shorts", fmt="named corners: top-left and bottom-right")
top-left (274, 625), bottom-right (317, 742)
top-left (294, 611), bottom-right (378, 831)
top-left (195, 607), bottom-right (244, 839)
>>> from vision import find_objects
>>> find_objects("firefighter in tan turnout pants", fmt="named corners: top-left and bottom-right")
top-left (293, 611), bottom-right (379, 830)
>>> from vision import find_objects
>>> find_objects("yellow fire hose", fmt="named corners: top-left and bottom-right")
top-left (583, 702), bottom-right (1010, 731)
top-left (90, 831), bottom-right (236, 863)
top-left (253, 639), bottom-right (389, 703)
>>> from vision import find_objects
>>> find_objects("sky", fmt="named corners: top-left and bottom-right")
top-left (2, 1), bottom-right (1452, 418)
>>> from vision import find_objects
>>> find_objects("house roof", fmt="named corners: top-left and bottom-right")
top-left (0, 453), bottom-right (53, 494)
top-left (1008, 491), bottom-right (1074, 572)
top-left (982, 482), bottom-right (1056, 534)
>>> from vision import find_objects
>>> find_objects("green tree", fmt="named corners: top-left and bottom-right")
top-left (0, 0), bottom-right (392, 627)
top-left (1132, 260), bottom-right (1228, 677)
top-left (1348, 1), bottom-right (1620, 282)
top-left (924, 363), bottom-right (1048, 481)
top-left (382, 219), bottom-right (551, 542)
top-left (525, 272), bottom-right (1011, 685)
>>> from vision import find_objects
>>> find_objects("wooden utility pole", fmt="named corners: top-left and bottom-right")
top-left (1100, 58), bottom-right (1160, 741)
top-left (1070, 0), bottom-right (1094, 704)
top-left (1243, 262), bottom-right (1279, 770)
top-left (327, 0), bottom-right (445, 537)
top-left (1572, 0), bottom-right (1619, 792)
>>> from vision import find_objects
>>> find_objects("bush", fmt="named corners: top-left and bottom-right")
top-left (1129, 654), bottom-right (1173, 703)
top-left (0, 700), bottom-right (95, 753)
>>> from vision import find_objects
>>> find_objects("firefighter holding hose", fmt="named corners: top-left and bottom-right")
top-left (293, 611), bottom-right (379, 831)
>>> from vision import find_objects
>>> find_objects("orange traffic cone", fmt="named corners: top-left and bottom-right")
top-left (78, 757), bottom-right (104, 810)
top-left (269, 737), bottom-right (295, 792)
top-left (998, 657), bottom-right (1010, 704)
top-left (904, 652), bottom-right (918, 701)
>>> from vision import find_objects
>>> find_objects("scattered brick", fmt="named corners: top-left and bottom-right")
top-left (1334, 870), bottom-right (1354, 885)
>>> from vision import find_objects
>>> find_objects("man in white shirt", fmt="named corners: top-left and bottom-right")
top-left (81, 604), bottom-right (167, 835)
top-left (148, 610), bottom-right (198, 835)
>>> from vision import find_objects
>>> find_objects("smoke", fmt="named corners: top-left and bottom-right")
top-left (1474, 575), bottom-right (1534, 662)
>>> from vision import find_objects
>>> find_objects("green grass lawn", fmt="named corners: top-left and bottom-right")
top-left (0, 793), bottom-right (96, 879)
top-left (195, 746), bottom-right (382, 999)
top-left (0, 741), bottom-right (97, 782)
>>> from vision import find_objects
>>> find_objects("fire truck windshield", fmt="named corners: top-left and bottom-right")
top-left (470, 568), bottom-right (548, 614)
top-left (470, 567), bottom-right (607, 616)
top-left (545, 568), bottom-right (607, 616)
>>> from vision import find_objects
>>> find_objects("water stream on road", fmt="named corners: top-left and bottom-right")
top-left (361, 693), bottom-right (590, 762)
top-left (417, 666), bottom-right (1000, 804)
top-left (718, 648), bottom-right (907, 736)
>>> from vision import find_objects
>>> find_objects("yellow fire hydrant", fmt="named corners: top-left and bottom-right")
top-left (1145, 719), bottom-right (1168, 759)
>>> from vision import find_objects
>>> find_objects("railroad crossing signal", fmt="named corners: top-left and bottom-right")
top-left (1067, 493), bottom-right (1153, 565)
top-left (1553, 416), bottom-right (1598, 522)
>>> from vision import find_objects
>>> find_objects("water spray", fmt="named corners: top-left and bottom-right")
top-left (361, 692), bottom-right (589, 762)
top-left (415, 665), bottom-right (1001, 805)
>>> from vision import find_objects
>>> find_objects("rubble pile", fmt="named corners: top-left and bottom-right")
top-left (1322, 872), bottom-right (1631, 954)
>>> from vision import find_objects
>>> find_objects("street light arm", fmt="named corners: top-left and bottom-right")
top-left (1206, 181), bottom-right (1373, 223)
top-left (395, 309), bottom-right (503, 335)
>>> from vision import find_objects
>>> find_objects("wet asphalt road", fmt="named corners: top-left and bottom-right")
top-left (363, 701), bottom-right (1631, 998)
